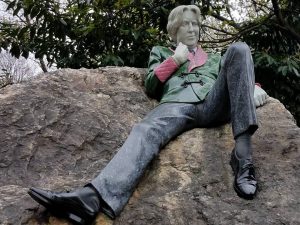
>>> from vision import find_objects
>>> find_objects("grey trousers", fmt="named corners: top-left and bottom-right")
top-left (90, 42), bottom-right (258, 218)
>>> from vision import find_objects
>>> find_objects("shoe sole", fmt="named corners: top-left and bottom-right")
top-left (28, 189), bottom-right (94, 225)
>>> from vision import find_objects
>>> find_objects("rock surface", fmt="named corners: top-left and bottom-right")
top-left (0, 67), bottom-right (299, 225)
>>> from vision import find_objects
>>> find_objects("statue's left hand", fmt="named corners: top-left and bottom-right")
top-left (254, 85), bottom-right (268, 107)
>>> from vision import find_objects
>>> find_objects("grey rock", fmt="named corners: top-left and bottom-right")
top-left (0, 67), bottom-right (299, 225)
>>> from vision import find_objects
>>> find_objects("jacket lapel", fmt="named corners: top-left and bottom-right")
top-left (168, 45), bottom-right (208, 72)
top-left (188, 46), bottom-right (208, 72)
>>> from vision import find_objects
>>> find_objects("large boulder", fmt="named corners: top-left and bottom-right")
top-left (0, 67), bottom-right (299, 225)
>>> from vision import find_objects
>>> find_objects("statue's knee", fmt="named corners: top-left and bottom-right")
top-left (132, 122), bottom-right (156, 139)
top-left (228, 42), bottom-right (250, 55)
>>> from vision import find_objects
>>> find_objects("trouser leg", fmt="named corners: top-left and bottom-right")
top-left (89, 42), bottom-right (257, 217)
top-left (195, 42), bottom-right (258, 199)
top-left (90, 103), bottom-right (198, 217)
top-left (196, 42), bottom-right (258, 138)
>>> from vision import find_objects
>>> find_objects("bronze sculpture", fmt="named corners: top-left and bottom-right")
top-left (28, 5), bottom-right (268, 225)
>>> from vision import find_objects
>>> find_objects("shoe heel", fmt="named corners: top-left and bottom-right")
top-left (68, 213), bottom-right (85, 225)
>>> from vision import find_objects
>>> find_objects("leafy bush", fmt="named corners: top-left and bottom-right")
top-left (0, 0), bottom-right (299, 125)
top-left (253, 52), bottom-right (300, 126)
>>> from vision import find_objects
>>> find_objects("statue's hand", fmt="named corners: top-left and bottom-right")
top-left (254, 85), bottom-right (268, 107)
top-left (172, 42), bottom-right (189, 65)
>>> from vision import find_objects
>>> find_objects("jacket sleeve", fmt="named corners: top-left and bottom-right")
top-left (144, 46), bottom-right (168, 100)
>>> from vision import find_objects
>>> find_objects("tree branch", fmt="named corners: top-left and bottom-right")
top-left (201, 22), bottom-right (264, 45)
top-left (271, 0), bottom-right (284, 25)
top-left (271, 0), bottom-right (300, 42)
top-left (202, 24), bottom-right (235, 35)
top-left (251, 0), bottom-right (273, 13)
top-left (210, 12), bottom-right (240, 29)
top-left (225, 0), bottom-right (235, 23)
top-left (200, 36), bottom-right (236, 44)
top-left (273, 23), bottom-right (300, 43)
top-left (39, 58), bottom-right (48, 72)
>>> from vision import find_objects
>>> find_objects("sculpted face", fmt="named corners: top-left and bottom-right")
top-left (176, 10), bottom-right (199, 49)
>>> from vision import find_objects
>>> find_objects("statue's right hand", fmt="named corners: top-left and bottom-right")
top-left (172, 42), bottom-right (189, 65)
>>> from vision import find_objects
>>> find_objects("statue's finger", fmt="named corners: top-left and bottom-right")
top-left (255, 98), bottom-right (260, 107)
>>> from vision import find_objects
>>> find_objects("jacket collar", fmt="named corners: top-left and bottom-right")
top-left (188, 45), bottom-right (208, 71)
top-left (168, 45), bottom-right (208, 70)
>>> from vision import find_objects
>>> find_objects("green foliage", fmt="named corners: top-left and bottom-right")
top-left (253, 51), bottom-right (300, 126)
top-left (239, 0), bottom-right (300, 126)
top-left (0, 0), bottom-right (300, 125)
top-left (254, 52), bottom-right (300, 78)
top-left (0, 0), bottom-right (179, 68)
top-left (254, 55), bottom-right (300, 126)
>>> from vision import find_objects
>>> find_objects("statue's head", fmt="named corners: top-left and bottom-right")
top-left (167, 5), bottom-right (201, 49)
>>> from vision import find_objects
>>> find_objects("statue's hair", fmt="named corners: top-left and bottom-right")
top-left (167, 5), bottom-right (202, 42)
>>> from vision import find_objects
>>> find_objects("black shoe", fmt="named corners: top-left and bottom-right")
top-left (28, 186), bottom-right (101, 225)
top-left (230, 149), bottom-right (257, 200)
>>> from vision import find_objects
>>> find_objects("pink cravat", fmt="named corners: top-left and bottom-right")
top-left (154, 46), bottom-right (208, 82)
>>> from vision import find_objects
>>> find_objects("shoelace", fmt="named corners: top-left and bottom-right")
top-left (240, 164), bottom-right (256, 182)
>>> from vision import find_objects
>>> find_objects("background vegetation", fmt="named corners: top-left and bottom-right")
top-left (0, 0), bottom-right (299, 125)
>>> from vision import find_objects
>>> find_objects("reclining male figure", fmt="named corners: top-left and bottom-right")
top-left (28, 5), bottom-right (268, 225)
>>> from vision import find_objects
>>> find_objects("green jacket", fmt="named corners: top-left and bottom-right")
top-left (145, 46), bottom-right (221, 103)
